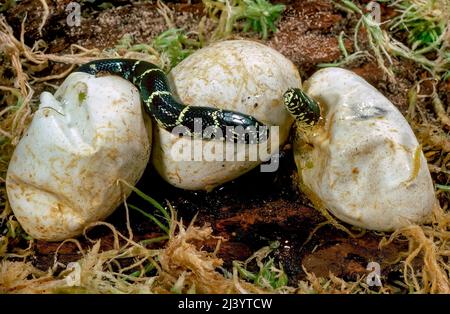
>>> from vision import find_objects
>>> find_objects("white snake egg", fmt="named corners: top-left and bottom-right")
top-left (6, 73), bottom-right (151, 241)
top-left (294, 67), bottom-right (436, 231)
top-left (152, 40), bottom-right (301, 191)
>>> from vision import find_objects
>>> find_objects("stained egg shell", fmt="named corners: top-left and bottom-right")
top-left (294, 67), bottom-right (436, 231)
top-left (152, 40), bottom-right (300, 191)
top-left (6, 72), bottom-right (151, 241)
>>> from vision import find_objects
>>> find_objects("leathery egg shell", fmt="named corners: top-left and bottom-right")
top-left (294, 67), bottom-right (436, 231)
top-left (6, 72), bottom-right (151, 241)
top-left (152, 40), bottom-right (300, 191)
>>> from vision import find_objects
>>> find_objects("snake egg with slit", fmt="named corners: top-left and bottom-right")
top-left (152, 40), bottom-right (300, 191)
top-left (291, 68), bottom-right (436, 232)
top-left (6, 73), bottom-right (151, 241)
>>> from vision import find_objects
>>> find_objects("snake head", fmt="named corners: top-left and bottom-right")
top-left (283, 88), bottom-right (321, 126)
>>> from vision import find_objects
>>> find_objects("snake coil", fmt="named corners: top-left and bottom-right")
top-left (76, 59), bottom-right (266, 144)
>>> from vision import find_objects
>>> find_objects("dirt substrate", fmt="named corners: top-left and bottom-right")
top-left (2, 0), bottom-right (449, 291)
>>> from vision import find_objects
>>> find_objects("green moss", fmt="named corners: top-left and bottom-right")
top-left (329, 0), bottom-right (449, 80)
top-left (233, 241), bottom-right (289, 290)
top-left (203, 0), bottom-right (285, 40)
top-left (389, 0), bottom-right (448, 51)
top-left (241, 0), bottom-right (286, 40)
top-left (153, 28), bottom-right (201, 69)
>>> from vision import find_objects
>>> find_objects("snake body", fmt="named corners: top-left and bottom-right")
top-left (76, 59), bottom-right (265, 143)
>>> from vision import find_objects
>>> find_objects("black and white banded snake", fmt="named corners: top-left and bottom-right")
top-left (76, 59), bottom-right (321, 142)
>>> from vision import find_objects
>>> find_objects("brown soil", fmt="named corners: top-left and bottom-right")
top-left (2, 0), bottom-right (443, 290)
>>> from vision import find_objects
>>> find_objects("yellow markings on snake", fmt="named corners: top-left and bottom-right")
top-left (131, 60), bottom-right (141, 72)
top-left (146, 90), bottom-right (172, 103)
top-left (175, 106), bottom-right (191, 125)
top-left (141, 67), bottom-right (164, 76)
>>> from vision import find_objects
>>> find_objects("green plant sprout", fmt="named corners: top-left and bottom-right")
top-left (241, 0), bottom-right (286, 39)
top-left (119, 180), bottom-right (171, 236)
top-left (389, 0), bottom-right (448, 52)
top-left (203, 0), bottom-right (285, 40)
top-left (324, 0), bottom-right (449, 81)
top-left (152, 28), bottom-right (202, 69)
top-left (233, 241), bottom-right (288, 289)
top-left (119, 180), bottom-right (172, 278)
